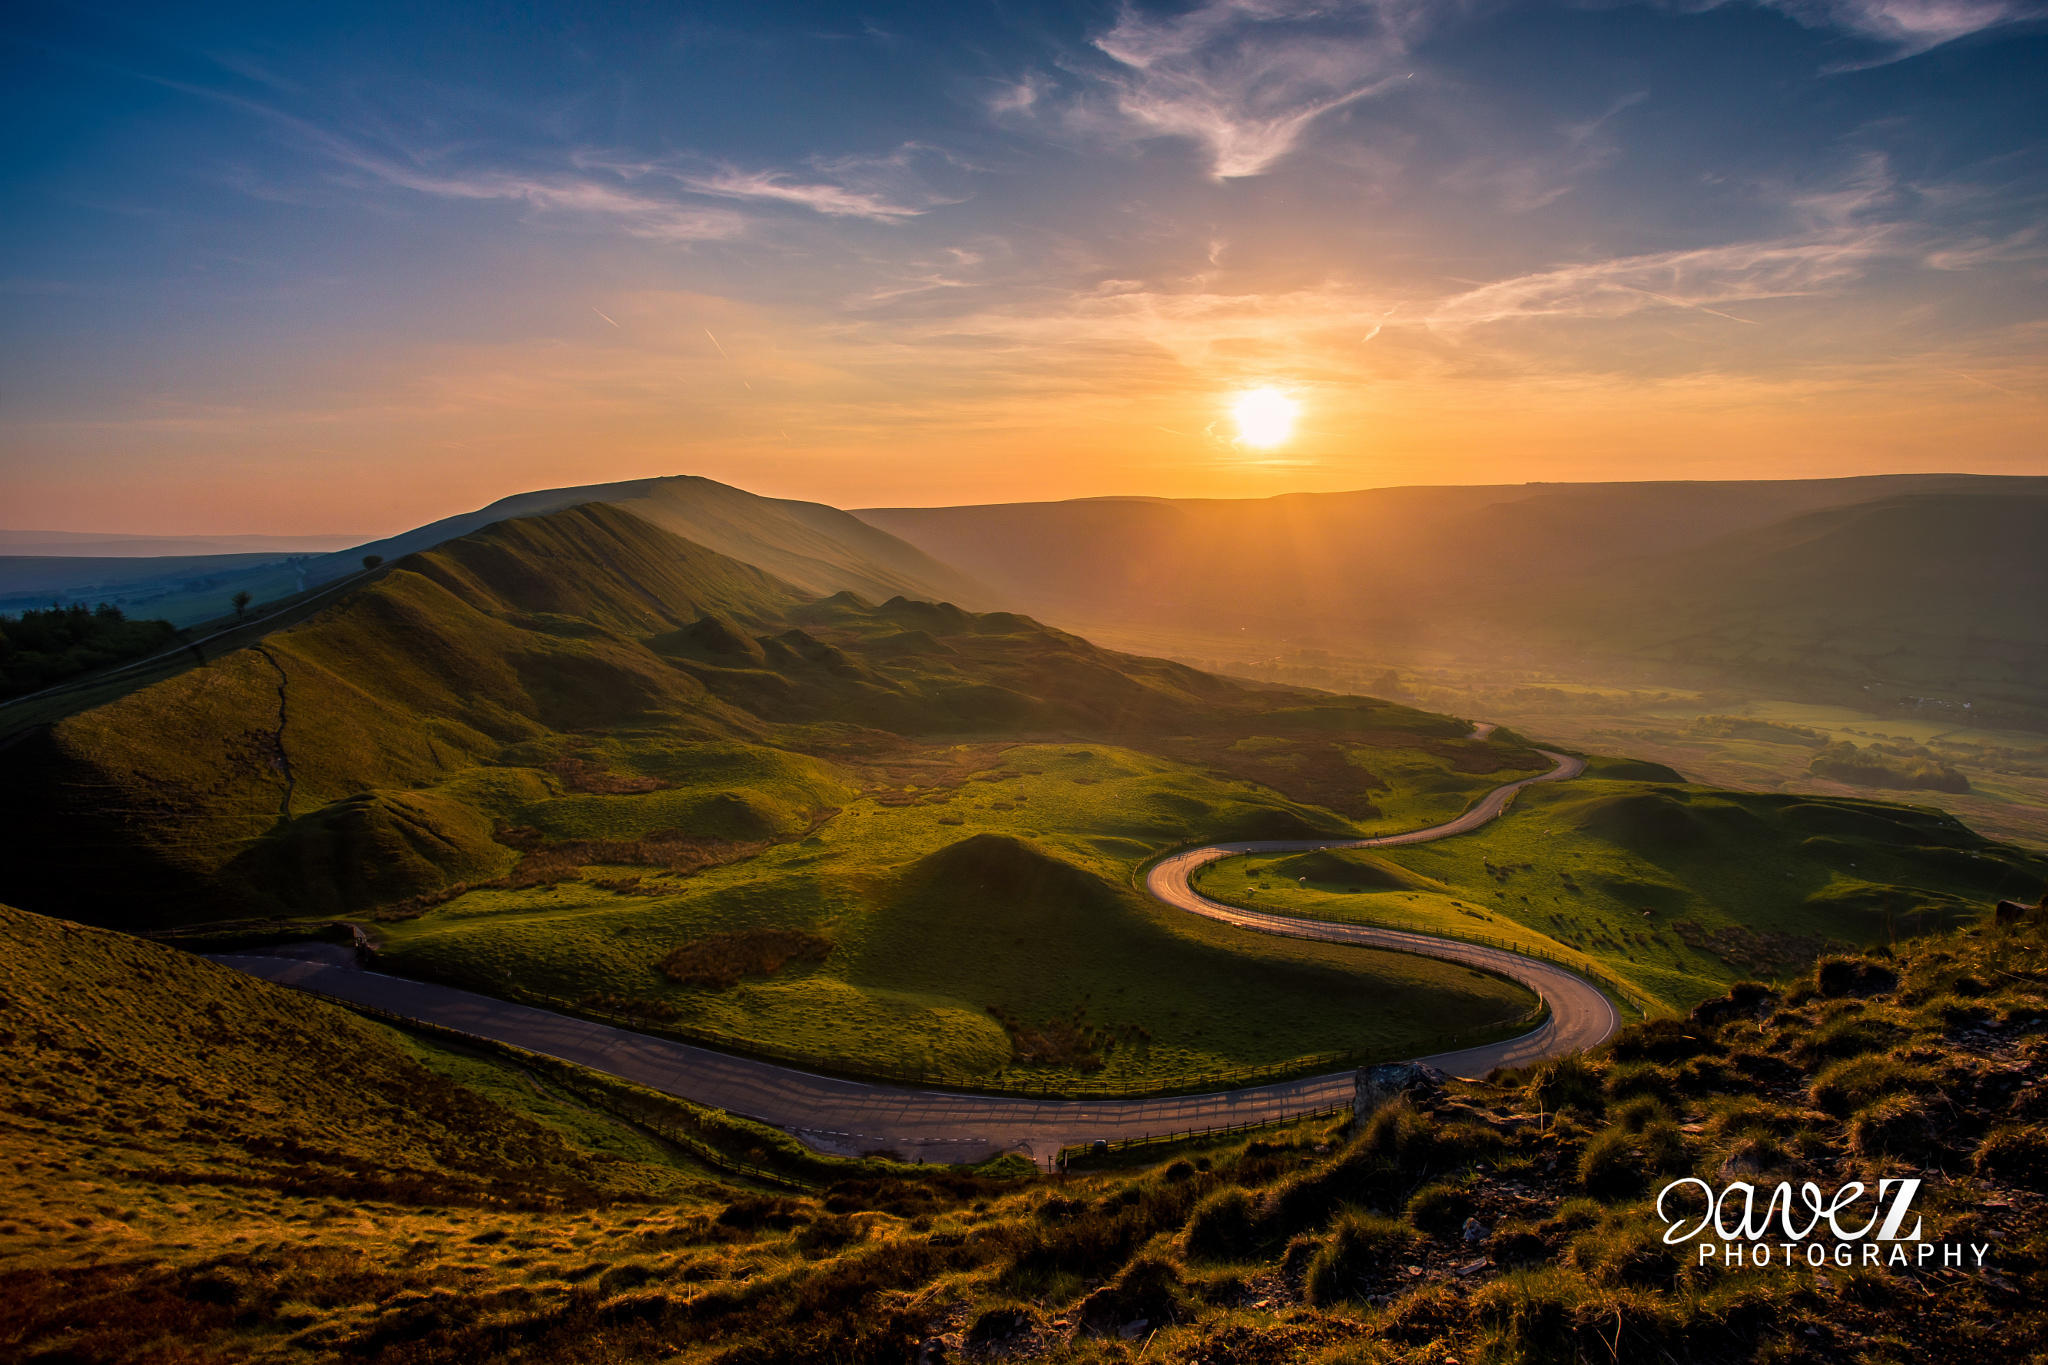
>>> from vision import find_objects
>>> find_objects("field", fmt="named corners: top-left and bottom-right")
top-left (1482, 698), bottom-right (2048, 849)
top-left (1194, 767), bottom-right (2048, 1012)
top-left (1081, 617), bottom-right (2048, 849)
top-left (368, 737), bottom-right (1541, 1088)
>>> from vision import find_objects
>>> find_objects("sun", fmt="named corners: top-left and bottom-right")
top-left (1231, 387), bottom-right (1298, 448)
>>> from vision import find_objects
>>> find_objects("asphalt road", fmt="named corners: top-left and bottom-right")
top-left (216, 748), bottom-right (1618, 1167)
top-left (1142, 749), bottom-right (1618, 1079)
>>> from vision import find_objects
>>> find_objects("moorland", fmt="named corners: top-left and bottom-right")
top-left (7, 888), bottom-right (2048, 1362)
top-left (5, 471), bottom-right (2047, 1365)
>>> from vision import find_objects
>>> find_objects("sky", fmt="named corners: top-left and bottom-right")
top-left (3, 0), bottom-right (2046, 535)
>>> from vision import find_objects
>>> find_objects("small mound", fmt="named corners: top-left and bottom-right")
top-left (1570, 789), bottom-right (1704, 851)
top-left (649, 613), bottom-right (768, 664)
top-left (1588, 758), bottom-right (1685, 783)
top-left (1269, 850), bottom-right (1433, 892)
top-left (1779, 799), bottom-right (1952, 844)
top-left (898, 833), bottom-right (1115, 912)
top-left (762, 628), bottom-right (863, 674)
top-left (657, 928), bottom-right (833, 990)
top-left (878, 596), bottom-right (974, 632)
top-left (233, 789), bottom-right (511, 913)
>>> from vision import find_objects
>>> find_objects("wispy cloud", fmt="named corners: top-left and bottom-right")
top-left (583, 143), bottom-right (958, 223)
top-left (675, 168), bottom-right (927, 221)
top-left (1086, 0), bottom-right (1432, 178)
top-left (1430, 152), bottom-right (1916, 326)
top-left (337, 154), bottom-right (749, 242)
top-left (1702, 0), bottom-right (2047, 60)
top-left (1427, 231), bottom-right (1891, 327)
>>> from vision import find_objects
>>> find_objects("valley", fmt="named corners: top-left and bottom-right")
top-left (5, 472), bottom-right (2046, 1364)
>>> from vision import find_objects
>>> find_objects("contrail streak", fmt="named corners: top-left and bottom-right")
top-left (592, 307), bottom-right (620, 327)
top-left (704, 327), bottom-right (730, 358)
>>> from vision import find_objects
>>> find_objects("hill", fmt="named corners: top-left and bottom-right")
top-left (8, 474), bottom-right (988, 629)
top-left (1198, 775), bottom-right (2048, 1011)
top-left (0, 903), bottom-right (709, 1217)
top-left (858, 475), bottom-right (2048, 729)
top-left (1527, 492), bottom-right (2048, 717)
top-left (0, 499), bottom-right (1565, 1088)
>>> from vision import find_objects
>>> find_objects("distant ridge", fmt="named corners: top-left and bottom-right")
top-left (5, 474), bottom-right (990, 627)
top-left (0, 501), bottom-right (1259, 924)
top-left (311, 474), bottom-right (988, 606)
top-left (0, 530), bottom-right (366, 557)
top-left (857, 474), bottom-right (2048, 725)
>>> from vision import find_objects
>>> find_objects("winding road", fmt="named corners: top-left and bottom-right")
top-left (217, 745), bottom-right (1620, 1167)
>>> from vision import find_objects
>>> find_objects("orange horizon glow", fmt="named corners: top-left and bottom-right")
top-left (5, 5), bottom-right (2046, 536)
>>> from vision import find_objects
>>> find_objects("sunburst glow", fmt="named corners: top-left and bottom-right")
top-left (1231, 387), bottom-right (1298, 448)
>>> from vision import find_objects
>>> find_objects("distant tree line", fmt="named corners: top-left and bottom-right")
top-left (0, 603), bottom-right (179, 700)
top-left (1808, 738), bottom-right (1971, 794)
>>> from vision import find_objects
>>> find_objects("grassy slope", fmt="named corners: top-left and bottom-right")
top-left (0, 900), bottom-right (1027, 1362)
top-left (375, 737), bottom-right (1541, 1086)
top-left (1, 503), bottom-right (1553, 1085)
top-left (1196, 769), bottom-right (2048, 1011)
top-left (13, 901), bottom-right (2048, 1362)
top-left (0, 504), bottom-right (791, 922)
top-left (1481, 696), bottom-right (2048, 848)
top-left (0, 903), bottom-right (718, 1267)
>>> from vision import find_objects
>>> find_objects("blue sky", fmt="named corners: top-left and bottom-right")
top-left (3, 0), bottom-right (2045, 532)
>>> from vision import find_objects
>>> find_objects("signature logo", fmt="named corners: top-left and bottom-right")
top-left (1655, 1178), bottom-right (1990, 1269)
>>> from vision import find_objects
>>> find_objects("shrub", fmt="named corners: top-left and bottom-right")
top-left (1405, 1183), bottom-right (1477, 1241)
top-left (1605, 1062), bottom-right (1675, 1102)
top-left (1182, 1187), bottom-right (1259, 1262)
top-left (1796, 1013), bottom-right (1907, 1064)
top-left (1303, 1210), bottom-right (1418, 1305)
top-left (1809, 1055), bottom-right (1936, 1117)
top-left (1076, 1250), bottom-right (1188, 1333)
top-left (1527, 1054), bottom-right (1605, 1119)
top-left (1612, 1096), bottom-right (1673, 1133)
top-left (1261, 1142), bottom-right (1403, 1240)
top-left (1974, 1126), bottom-right (2048, 1185)
top-left (1607, 1018), bottom-right (1709, 1065)
top-left (1578, 1128), bottom-right (1645, 1199)
top-left (1847, 1095), bottom-right (1940, 1163)
top-left (1636, 1121), bottom-right (1693, 1176)
top-left (1814, 956), bottom-right (1900, 998)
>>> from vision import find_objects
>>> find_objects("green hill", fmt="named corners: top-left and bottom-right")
top-left (0, 498), bottom-right (1568, 1087)
top-left (6, 473), bottom-right (988, 630)
top-left (1198, 774), bottom-right (2048, 1011)
top-left (849, 833), bottom-right (1533, 1074)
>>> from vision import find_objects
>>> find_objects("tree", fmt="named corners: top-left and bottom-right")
top-left (231, 590), bottom-right (253, 622)
top-left (362, 554), bottom-right (384, 570)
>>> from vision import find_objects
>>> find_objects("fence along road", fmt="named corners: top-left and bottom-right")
top-left (217, 747), bottom-right (1620, 1167)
